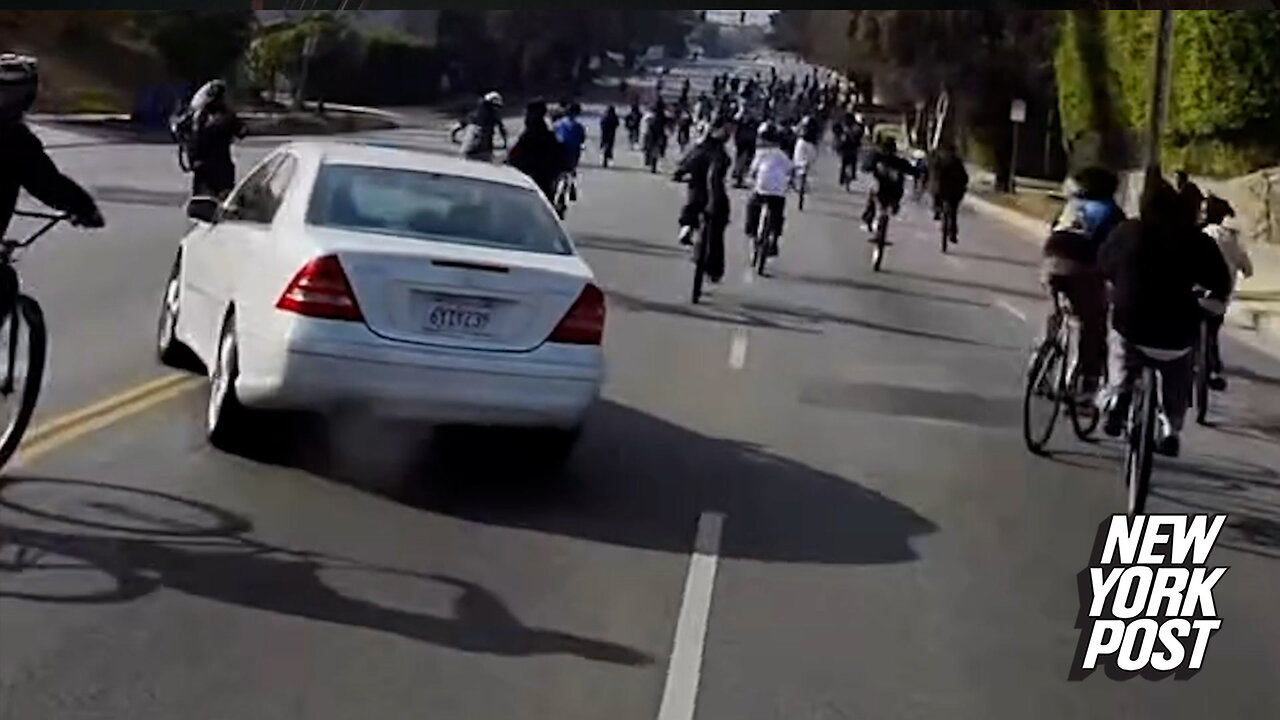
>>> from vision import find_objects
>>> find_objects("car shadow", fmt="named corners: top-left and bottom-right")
top-left (227, 400), bottom-right (939, 566)
top-left (0, 477), bottom-right (652, 666)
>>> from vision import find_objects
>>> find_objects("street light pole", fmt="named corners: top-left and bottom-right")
top-left (1144, 10), bottom-right (1175, 182)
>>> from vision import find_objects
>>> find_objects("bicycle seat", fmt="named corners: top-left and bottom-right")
top-left (1133, 344), bottom-right (1191, 362)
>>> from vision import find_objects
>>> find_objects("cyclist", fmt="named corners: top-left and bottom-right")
top-left (599, 105), bottom-right (619, 166)
top-left (1098, 177), bottom-right (1231, 457)
top-left (859, 136), bottom-right (918, 236)
top-left (624, 100), bottom-right (643, 149)
top-left (450, 91), bottom-right (508, 162)
top-left (836, 113), bottom-right (864, 186)
top-left (552, 102), bottom-right (587, 210)
top-left (640, 100), bottom-right (669, 169)
top-left (744, 122), bottom-right (793, 256)
top-left (731, 109), bottom-right (757, 188)
top-left (0, 53), bottom-right (103, 237)
top-left (183, 79), bottom-right (246, 199)
top-left (1041, 167), bottom-right (1124, 404)
top-left (1199, 194), bottom-right (1253, 391)
top-left (791, 120), bottom-right (818, 197)
top-left (676, 108), bottom-right (694, 153)
top-left (673, 116), bottom-right (732, 281)
top-left (928, 142), bottom-right (969, 243)
top-left (507, 99), bottom-right (565, 204)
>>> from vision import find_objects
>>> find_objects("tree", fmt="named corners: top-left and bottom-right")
top-left (133, 10), bottom-right (255, 85)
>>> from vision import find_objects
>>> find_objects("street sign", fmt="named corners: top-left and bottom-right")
top-left (1010, 99), bottom-right (1027, 124)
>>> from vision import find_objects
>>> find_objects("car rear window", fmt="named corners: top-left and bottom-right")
top-left (307, 163), bottom-right (573, 255)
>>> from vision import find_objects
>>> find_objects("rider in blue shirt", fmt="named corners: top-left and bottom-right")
top-left (553, 102), bottom-right (587, 172)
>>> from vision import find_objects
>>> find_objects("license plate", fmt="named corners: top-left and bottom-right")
top-left (423, 297), bottom-right (493, 335)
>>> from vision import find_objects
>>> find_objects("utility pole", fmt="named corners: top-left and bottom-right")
top-left (1144, 10), bottom-right (1175, 183)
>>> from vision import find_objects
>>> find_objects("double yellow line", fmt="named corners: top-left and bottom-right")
top-left (17, 373), bottom-right (203, 466)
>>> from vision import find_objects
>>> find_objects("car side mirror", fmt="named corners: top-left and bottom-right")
top-left (186, 196), bottom-right (221, 224)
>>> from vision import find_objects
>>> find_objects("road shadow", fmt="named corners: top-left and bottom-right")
top-left (949, 249), bottom-right (1040, 270)
top-left (771, 270), bottom-right (990, 309)
top-left (575, 232), bottom-right (689, 260)
top-left (885, 268), bottom-right (1045, 301)
top-left (0, 477), bottom-right (651, 666)
top-left (734, 299), bottom-right (1018, 350)
top-left (798, 380), bottom-right (1020, 430)
top-left (605, 287), bottom-right (818, 334)
top-left (1050, 446), bottom-right (1280, 560)
top-left (219, 401), bottom-right (939, 566)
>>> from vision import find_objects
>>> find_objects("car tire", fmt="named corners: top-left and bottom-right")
top-left (156, 252), bottom-right (199, 371)
top-left (207, 315), bottom-right (253, 452)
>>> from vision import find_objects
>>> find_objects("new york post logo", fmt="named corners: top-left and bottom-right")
top-left (1069, 514), bottom-right (1228, 681)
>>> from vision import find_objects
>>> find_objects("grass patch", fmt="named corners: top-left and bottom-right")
top-left (974, 188), bottom-right (1065, 224)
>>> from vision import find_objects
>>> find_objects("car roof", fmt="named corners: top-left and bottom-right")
top-left (280, 141), bottom-right (538, 192)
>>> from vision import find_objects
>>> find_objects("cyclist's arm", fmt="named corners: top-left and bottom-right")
top-left (17, 128), bottom-right (99, 222)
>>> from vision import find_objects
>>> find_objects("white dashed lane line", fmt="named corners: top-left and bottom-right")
top-left (656, 511), bottom-right (726, 720)
top-left (992, 295), bottom-right (1030, 324)
top-left (728, 329), bottom-right (749, 370)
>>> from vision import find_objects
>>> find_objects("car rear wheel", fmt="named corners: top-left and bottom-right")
top-left (156, 252), bottom-right (198, 371)
top-left (207, 316), bottom-right (253, 451)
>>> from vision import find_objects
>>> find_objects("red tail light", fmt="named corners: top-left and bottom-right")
top-left (548, 283), bottom-right (605, 345)
top-left (276, 255), bottom-right (363, 321)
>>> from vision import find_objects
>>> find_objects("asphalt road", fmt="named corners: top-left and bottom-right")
top-left (4, 59), bottom-right (1280, 719)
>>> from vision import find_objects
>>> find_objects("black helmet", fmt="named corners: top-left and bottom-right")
top-left (0, 53), bottom-right (39, 120)
top-left (567, 101), bottom-right (582, 116)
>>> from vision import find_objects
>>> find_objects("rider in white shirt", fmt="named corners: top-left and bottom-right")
top-left (744, 122), bottom-right (793, 254)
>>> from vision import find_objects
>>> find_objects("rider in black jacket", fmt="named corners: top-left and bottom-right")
top-left (0, 53), bottom-right (103, 240)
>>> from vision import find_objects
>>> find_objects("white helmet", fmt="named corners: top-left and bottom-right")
top-left (0, 53), bottom-right (39, 119)
top-left (483, 91), bottom-right (503, 107)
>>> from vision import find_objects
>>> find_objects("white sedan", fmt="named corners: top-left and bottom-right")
top-left (157, 141), bottom-right (605, 460)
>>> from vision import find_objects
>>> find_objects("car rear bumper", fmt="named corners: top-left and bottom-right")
top-left (236, 330), bottom-right (602, 429)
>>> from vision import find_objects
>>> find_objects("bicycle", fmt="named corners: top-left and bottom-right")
top-left (752, 202), bottom-right (780, 277)
top-left (0, 210), bottom-right (69, 473)
top-left (1022, 291), bottom-right (1102, 454)
top-left (1121, 347), bottom-right (1182, 517)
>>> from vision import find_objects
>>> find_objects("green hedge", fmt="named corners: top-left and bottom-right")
top-left (1055, 9), bottom-right (1280, 177)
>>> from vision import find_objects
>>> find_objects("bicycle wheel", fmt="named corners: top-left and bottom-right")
top-left (754, 207), bottom-right (771, 276)
top-left (1126, 368), bottom-right (1158, 517)
top-left (940, 212), bottom-right (950, 254)
top-left (1023, 339), bottom-right (1066, 454)
top-left (0, 295), bottom-right (47, 476)
top-left (798, 176), bottom-right (807, 211)
top-left (691, 226), bottom-right (708, 304)
top-left (1194, 320), bottom-right (1210, 425)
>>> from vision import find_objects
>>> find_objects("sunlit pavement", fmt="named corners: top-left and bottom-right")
top-left (5, 61), bottom-right (1280, 719)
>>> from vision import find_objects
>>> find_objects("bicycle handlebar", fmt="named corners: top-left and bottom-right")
top-left (12, 210), bottom-right (69, 222)
top-left (4, 210), bottom-right (71, 250)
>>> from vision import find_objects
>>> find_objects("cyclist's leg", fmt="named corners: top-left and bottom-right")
top-left (1157, 351), bottom-right (1192, 453)
top-left (1065, 274), bottom-right (1108, 394)
top-left (768, 195), bottom-right (786, 238)
top-left (706, 212), bottom-right (728, 282)
top-left (861, 189), bottom-right (878, 228)
top-left (1103, 330), bottom-right (1143, 436)
top-left (1206, 312), bottom-right (1227, 387)
top-left (744, 193), bottom-right (763, 237)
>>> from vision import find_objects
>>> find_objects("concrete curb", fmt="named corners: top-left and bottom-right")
top-left (964, 190), bottom-right (1280, 360)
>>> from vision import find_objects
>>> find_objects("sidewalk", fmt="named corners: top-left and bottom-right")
top-left (965, 192), bottom-right (1280, 358)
